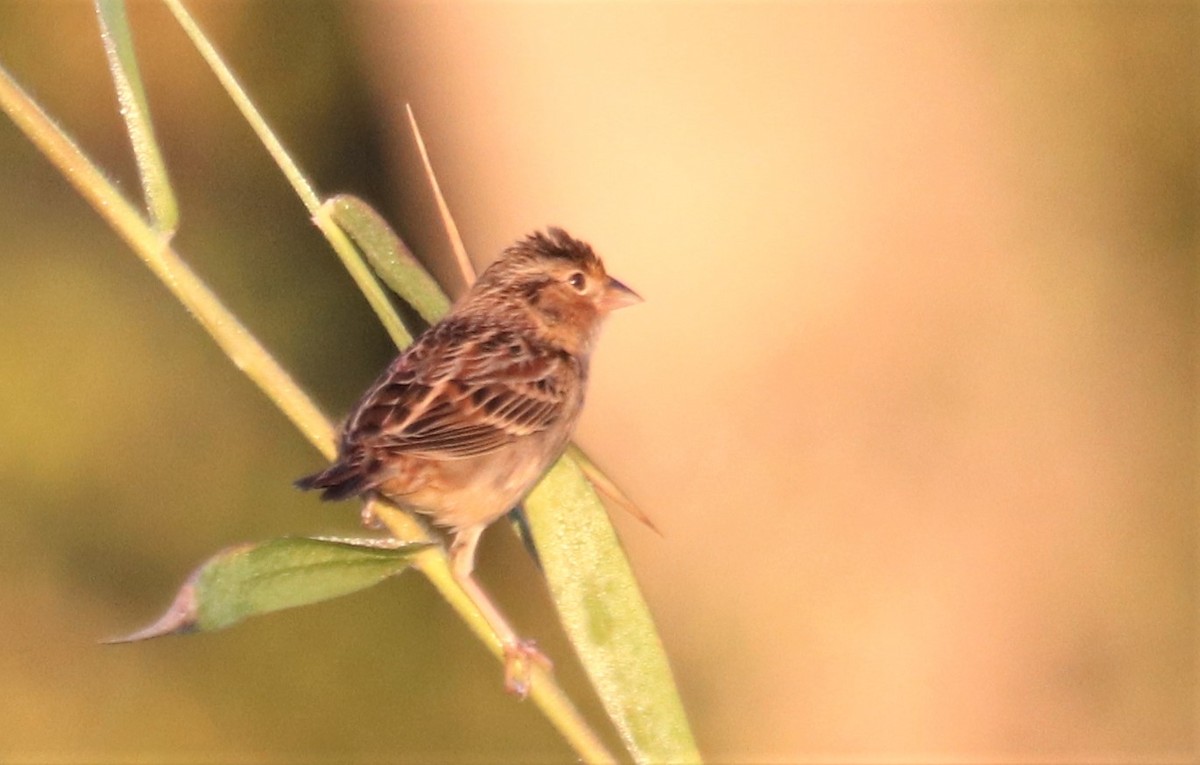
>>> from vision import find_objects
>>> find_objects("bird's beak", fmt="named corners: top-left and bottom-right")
top-left (599, 276), bottom-right (643, 312)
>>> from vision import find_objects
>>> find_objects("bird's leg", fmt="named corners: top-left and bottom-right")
top-left (450, 525), bottom-right (552, 698)
top-left (359, 502), bottom-right (385, 530)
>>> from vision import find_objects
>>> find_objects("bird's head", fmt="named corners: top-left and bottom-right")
top-left (472, 228), bottom-right (641, 354)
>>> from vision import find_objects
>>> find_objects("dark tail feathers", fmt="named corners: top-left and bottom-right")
top-left (294, 460), bottom-right (373, 501)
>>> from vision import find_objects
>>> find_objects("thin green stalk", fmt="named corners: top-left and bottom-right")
top-left (159, 0), bottom-right (411, 349)
top-left (0, 64), bottom-right (330, 454)
top-left (163, 0), bottom-right (316, 210)
top-left (0, 60), bottom-right (616, 765)
top-left (379, 505), bottom-right (617, 765)
top-left (95, 0), bottom-right (178, 233)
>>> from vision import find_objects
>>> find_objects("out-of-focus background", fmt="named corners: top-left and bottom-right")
top-left (0, 2), bottom-right (1194, 762)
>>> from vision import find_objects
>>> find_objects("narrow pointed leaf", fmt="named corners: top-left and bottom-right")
top-left (108, 537), bottom-right (431, 641)
top-left (95, 0), bottom-right (178, 233)
top-left (326, 194), bottom-right (451, 324)
top-left (567, 444), bottom-right (662, 536)
top-left (525, 458), bottom-right (701, 764)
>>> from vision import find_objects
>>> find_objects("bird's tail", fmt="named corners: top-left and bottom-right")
top-left (294, 459), bottom-right (373, 501)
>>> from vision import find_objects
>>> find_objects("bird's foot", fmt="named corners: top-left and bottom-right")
top-left (360, 502), bottom-right (384, 530)
top-left (503, 639), bottom-right (553, 699)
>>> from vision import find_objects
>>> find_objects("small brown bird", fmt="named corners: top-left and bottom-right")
top-left (296, 228), bottom-right (640, 694)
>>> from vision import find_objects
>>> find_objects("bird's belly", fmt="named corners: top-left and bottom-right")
top-left (381, 438), bottom-right (564, 532)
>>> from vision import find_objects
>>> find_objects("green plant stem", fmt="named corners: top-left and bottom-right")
top-left (374, 505), bottom-right (616, 765)
top-left (95, 0), bottom-right (178, 233)
top-left (0, 61), bottom-right (616, 765)
top-left (160, 0), bottom-right (411, 348)
top-left (0, 64), bottom-right (332, 453)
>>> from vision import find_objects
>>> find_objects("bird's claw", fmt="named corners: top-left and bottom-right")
top-left (503, 639), bottom-right (553, 699)
top-left (360, 503), bottom-right (384, 530)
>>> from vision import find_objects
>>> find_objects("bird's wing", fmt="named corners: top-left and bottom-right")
top-left (345, 321), bottom-right (577, 459)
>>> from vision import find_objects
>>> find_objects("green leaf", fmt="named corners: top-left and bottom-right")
top-left (526, 458), bottom-right (702, 764)
top-left (326, 194), bottom-right (451, 325)
top-left (94, 0), bottom-right (178, 234)
top-left (107, 537), bottom-right (431, 641)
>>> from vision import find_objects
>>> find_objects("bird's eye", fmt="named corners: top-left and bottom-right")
top-left (567, 272), bottom-right (587, 292)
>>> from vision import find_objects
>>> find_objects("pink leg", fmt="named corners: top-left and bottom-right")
top-left (450, 525), bottom-right (552, 698)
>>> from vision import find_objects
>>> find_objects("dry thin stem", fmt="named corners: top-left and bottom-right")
top-left (406, 103), bottom-right (476, 291)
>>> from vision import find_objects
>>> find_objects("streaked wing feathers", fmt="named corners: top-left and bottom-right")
top-left (344, 321), bottom-right (575, 459)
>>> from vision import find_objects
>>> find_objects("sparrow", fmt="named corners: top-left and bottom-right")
top-left (295, 227), bottom-right (641, 695)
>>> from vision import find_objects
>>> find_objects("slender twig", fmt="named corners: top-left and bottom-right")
top-left (95, 0), bottom-right (178, 233)
top-left (0, 65), bottom-right (331, 453)
top-left (161, 0), bottom-right (412, 348)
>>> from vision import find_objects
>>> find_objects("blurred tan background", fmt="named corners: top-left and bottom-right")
top-left (0, 2), bottom-right (1194, 762)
